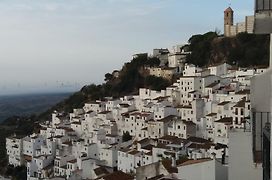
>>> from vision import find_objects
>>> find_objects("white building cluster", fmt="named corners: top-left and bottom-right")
top-left (6, 59), bottom-right (267, 179)
top-left (146, 44), bottom-right (190, 80)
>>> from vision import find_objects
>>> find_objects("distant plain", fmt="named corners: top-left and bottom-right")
top-left (0, 93), bottom-right (71, 122)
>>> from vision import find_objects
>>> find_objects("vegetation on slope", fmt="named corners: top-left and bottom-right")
top-left (38, 55), bottom-right (171, 120)
top-left (37, 32), bottom-right (270, 121)
top-left (187, 32), bottom-right (270, 67)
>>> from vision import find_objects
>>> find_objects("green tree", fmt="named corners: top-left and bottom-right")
top-left (104, 73), bottom-right (113, 82)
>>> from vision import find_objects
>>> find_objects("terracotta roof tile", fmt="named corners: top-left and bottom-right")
top-left (178, 158), bottom-right (212, 166)
top-left (99, 171), bottom-right (133, 180)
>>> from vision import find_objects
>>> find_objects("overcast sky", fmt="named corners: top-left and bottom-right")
top-left (0, 0), bottom-right (254, 95)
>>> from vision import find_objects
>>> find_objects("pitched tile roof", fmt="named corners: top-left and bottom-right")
top-left (99, 171), bottom-right (134, 180)
top-left (178, 158), bottom-right (212, 166)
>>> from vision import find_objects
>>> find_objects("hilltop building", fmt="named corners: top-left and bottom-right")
top-left (224, 7), bottom-right (254, 37)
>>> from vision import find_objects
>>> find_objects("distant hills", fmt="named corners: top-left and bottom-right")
top-left (0, 93), bottom-right (71, 122)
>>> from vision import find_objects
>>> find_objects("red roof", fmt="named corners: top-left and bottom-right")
top-left (99, 171), bottom-right (133, 180)
top-left (178, 158), bottom-right (212, 166)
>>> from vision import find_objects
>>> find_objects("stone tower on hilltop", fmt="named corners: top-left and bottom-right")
top-left (224, 7), bottom-right (234, 36)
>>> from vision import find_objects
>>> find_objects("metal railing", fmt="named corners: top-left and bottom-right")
top-left (252, 110), bottom-right (271, 164)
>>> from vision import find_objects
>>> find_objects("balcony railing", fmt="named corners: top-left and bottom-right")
top-left (252, 110), bottom-right (271, 164)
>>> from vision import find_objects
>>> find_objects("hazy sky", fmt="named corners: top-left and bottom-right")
top-left (0, 0), bottom-right (254, 95)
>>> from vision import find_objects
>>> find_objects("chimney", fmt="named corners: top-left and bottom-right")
top-left (270, 34), bottom-right (272, 67)
top-left (193, 153), bottom-right (197, 160)
top-left (211, 152), bottom-right (216, 160)
top-left (221, 149), bottom-right (226, 165)
top-left (171, 156), bottom-right (176, 167)
top-left (154, 139), bottom-right (158, 147)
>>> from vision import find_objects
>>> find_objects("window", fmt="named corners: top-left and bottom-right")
top-left (178, 125), bottom-right (181, 129)
top-left (235, 108), bottom-right (238, 115)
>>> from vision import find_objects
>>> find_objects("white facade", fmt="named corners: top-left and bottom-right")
top-left (6, 136), bottom-right (23, 166)
top-left (228, 129), bottom-right (262, 180)
top-left (177, 159), bottom-right (228, 180)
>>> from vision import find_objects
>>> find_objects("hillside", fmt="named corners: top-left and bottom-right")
top-left (37, 54), bottom-right (172, 121)
top-left (37, 32), bottom-right (270, 121)
top-left (0, 56), bottom-right (173, 174)
top-left (0, 31), bottom-right (270, 177)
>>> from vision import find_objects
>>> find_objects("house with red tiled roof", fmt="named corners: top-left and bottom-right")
top-left (136, 159), bottom-right (179, 180)
top-left (168, 118), bottom-right (196, 139)
top-left (232, 98), bottom-right (250, 129)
